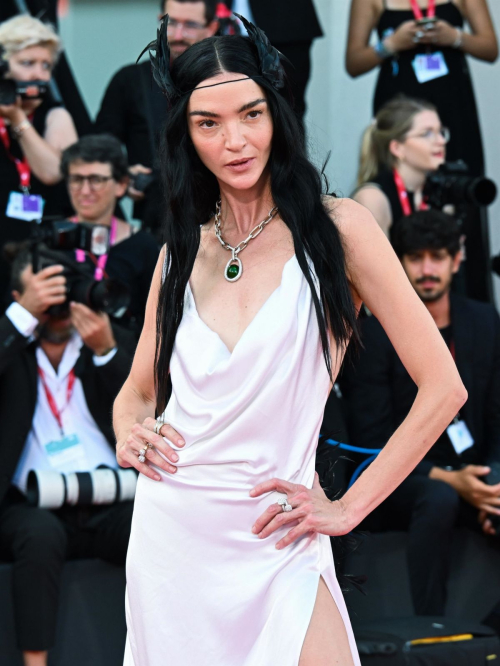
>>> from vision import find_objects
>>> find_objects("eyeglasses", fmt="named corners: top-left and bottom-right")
top-left (405, 127), bottom-right (451, 143)
top-left (166, 17), bottom-right (207, 38)
top-left (67, 175), bottom-right (114, 191)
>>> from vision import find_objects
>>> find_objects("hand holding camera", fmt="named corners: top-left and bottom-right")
top-left (13, 263), bottom-right (66, 321)
top-left (69, 302), bottom-right (116, 357)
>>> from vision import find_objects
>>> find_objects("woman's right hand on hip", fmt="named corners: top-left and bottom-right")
top-left (116, 417), bottom-right (185, 481)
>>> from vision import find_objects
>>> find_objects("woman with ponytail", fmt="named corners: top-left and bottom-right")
top-left (354, 96), bottom-right (448, 238)
top-left (113, 17), bottom-right (466, 666)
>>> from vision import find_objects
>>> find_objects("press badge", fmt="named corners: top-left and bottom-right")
top-left (44, 434), bottom-right (87, 471)
top-left (412, 52), bottom-right (449, 84)
top-left (6, 191), bottom-right (44, 221)
top-left (447, 420), bottom-right (474, 456)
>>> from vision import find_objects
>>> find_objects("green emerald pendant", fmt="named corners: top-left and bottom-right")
top-left (227, 264), bottom-right (240, 279)
top-left (225, 256), bottom-right (242, 282)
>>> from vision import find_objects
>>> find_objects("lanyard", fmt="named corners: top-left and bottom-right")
top-left (73, 216), bottom-right (118, 281)
top-left (38, 366), bottom-right (76, 436)
top-left (0, 118), bottom-right (31, 193)
top-left (393, 169), bottom-right (428, 217)
top-left (409, 0), bottom-right (436, 20)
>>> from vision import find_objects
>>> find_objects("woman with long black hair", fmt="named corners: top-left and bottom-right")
top-left (113, 16), bottom-right (466, 666)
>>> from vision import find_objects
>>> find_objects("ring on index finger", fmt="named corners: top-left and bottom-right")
top-left (277, 497), bottom-right (293, 513)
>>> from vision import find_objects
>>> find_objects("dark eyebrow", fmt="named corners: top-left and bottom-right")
top-left (237, 98), bottom-right (267, 113)
top-left (189, 98), bottom-right (267, 119)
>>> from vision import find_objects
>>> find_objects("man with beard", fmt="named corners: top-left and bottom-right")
top-left (340, 209), bottom-right (500, 617)
top-left (0, 250), bottom-right (136, 666)
top-left (94, 0), bottom-right (219, 236)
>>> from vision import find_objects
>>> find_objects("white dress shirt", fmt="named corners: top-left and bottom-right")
top-left (7, 302), bottom-right (119, 494)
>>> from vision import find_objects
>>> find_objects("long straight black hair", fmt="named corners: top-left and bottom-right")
top-left (155, 35), bottom-right (359, 412)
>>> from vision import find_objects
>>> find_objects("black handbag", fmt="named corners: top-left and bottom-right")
top-left (354, 616), bottom-right (500, 665)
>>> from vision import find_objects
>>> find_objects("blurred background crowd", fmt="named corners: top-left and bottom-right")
top-left (0, 0), bottom-right (499, 664)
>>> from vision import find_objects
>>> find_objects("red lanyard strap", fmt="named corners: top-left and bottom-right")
top-left (393, 168), bottom-right (428, 217)
top-left (38, 367), bottom-right (76, 435)
top-left (410, 0), bottom-right (436, 20)
top-left (0, 118), bottom-right (31, 192)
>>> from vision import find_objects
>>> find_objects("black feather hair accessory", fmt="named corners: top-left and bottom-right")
top-left (137, 14), bottom-right (180, 102)
top-left (234, 13), bottom-right (287, 91)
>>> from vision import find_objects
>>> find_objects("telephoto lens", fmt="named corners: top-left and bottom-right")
top-left (26, 467), bottom-right (138, 509)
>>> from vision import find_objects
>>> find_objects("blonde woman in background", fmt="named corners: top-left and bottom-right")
top-left (353, 96), bottom-right (447, 239)
top-left (0, 15), bottom-right (78, 309)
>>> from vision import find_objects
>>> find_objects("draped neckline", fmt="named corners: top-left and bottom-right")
top-left (186, 254), bottom-right (298, 357)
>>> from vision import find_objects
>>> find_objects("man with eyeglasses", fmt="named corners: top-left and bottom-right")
top-left (94, 0), bottom-right (219, 237)
top-left (61, 134), bottom-right (159, 334)
top-left (340, 209), bottom-right (500, 619)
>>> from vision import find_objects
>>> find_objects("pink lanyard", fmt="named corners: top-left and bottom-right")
top-left (73, 217), bottom-right (118, 281)
top-left (409, 0), bottom-right (436, 20)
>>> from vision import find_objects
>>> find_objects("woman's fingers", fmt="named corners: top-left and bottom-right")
top-left (253, 504), bottom-right (303, 540)
top-left (249, 477), bottom-right (298, 498)
top-left (118, 446), bottom-right (162, 482)
top-left (133, 422), bottom-right (180, 465)
top-left (142, 417), bottom-right (185, 447)
top-left (276, 521), bottom-right (311, 550)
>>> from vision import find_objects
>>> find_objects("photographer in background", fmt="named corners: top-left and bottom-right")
top-left (0, 15), bottom-right (78, 311)
top-left (61, 134), bottom-right (160, 333)
top-left (353, 96), bottom-right (446, 239)
top-left (340, 209), bottom-right (500, 617)
top-left (0, 248), bottom-right (136, 666)
top-left (94, 0), bottom-right (219, 236)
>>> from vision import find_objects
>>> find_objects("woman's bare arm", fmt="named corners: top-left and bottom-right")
top-left (113, 247), bottom-right (185, 480)
top-left (335, 199), bottom-right (467, 526)
top-left (17, 107), bottom-right (77, 185)
top-left (352, 185), bottom-right (392, 237)
top-left (345, 0), bottom-right (384, 77)
top-left (461, 0), bottom-right (498, 62)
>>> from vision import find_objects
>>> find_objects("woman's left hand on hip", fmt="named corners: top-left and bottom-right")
top-left (250, 473), bottom-right (351, 549)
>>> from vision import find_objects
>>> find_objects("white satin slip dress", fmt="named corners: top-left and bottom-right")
top-left (123, 254), bottom-right (361, 665)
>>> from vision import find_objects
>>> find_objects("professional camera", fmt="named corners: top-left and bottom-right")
top-left (424, 160), bottom-right (497, 209)
top-left (30, 218), bottom-right (130, 317)
top-left (27, 466), bottom-right (138, 509)
top-left (0, 46), bottom-right (48, 105)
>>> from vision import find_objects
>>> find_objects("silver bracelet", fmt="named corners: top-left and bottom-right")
top-left (12, 119), bottom-right (31, 138)
top-left (452, 28), bottom-right (463, 49)
top-left (374, 38), bottom-right (394, 60)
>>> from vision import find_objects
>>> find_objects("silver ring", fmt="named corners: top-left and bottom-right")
top-left (154, 417), bottom-right (166, 436)
top-left (138, 454), bottom-right (146, 463)
top-left (277, 497), bottom-right (293, 513)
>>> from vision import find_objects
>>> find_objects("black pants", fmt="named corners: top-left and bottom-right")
top-left (362, 474), bottom-right (498, 616)
top-left (0, 485), bottom-right (134, 651)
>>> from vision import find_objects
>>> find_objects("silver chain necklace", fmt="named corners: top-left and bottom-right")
top-left (214, 199), bottom-right (278, 282)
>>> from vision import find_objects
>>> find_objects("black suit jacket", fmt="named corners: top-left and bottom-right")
top-left (0, 315), bottom-right (136, 505)
top-left (339, 294), bottom-right (500, 475)
top-left (228, 0), bottom-right (323, 43)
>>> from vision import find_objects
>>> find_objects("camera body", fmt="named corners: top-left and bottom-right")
top-left (424, 160), bottom-right (497, 209)
top-left (0, 46), bottom-right (49, 105)
top-left (130, 170), bottom-right (159, 194)
top-left (30, 219), bottom-right (130, 317)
